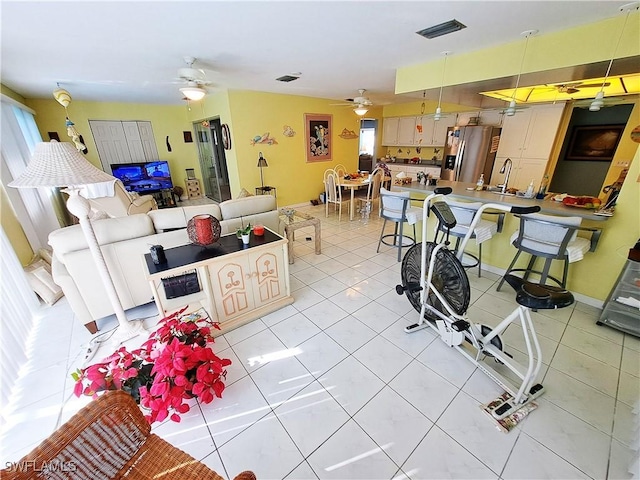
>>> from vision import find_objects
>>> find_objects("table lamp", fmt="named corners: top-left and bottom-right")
top-left (9, 141), bottom-right (143, 343)
top-left (257, 152), bottom-right (268, 189)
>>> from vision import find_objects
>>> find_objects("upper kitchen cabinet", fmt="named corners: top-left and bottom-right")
top-left (496, 104), bottom-right (565, 160)
top-left (382, 116), bottom-right (418, 146)
top-left (414, 115), bottom-right (455, 147)
top-left (397, 117), bottom-right (417, 145)
top-left (382, 117), bottom-right (400, 145)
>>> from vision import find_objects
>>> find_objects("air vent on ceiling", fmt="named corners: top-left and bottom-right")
top-left (416, 19), bottom-right (466, 39)
top-left (276, 75), bottom-right (300, 82)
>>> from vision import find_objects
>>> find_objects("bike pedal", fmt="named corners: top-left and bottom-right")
top-left (530, 383), bottom-right (544, 395)
top-left (492, 401), bottom-right (513, 418)
top-left (451, 320), bottom-right (470, 332)
top-left (405, 323), bottom-right (428, 333)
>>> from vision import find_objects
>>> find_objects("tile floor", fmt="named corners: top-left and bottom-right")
top-left (2, 203), bottom-right (638, 479)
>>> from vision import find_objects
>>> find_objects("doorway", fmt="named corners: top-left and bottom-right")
top-left (358, 119), bottom-right (377, 172)
top-left (193, 118), bottom-right (231, 202)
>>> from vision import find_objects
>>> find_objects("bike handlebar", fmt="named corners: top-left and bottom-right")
top-left (510, 206), bottom-right (541, 215)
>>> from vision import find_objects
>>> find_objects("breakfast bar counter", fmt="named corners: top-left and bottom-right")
top-left (393, 180), bottom-right (611, 221)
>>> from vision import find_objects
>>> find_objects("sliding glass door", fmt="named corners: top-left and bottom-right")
top-left (193, 119), bottom-right (231, 203)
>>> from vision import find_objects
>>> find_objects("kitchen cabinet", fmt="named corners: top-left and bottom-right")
top-left (490, 104), bottom-right (565, 191)
top-left (386, 163), bottom-right (441, 180)
top-left (397, 117), bottom-right (417, 145)
top-left (382, 117), bottom-right (399, 145)
top-left (597, 256), bottom-right (639, 337)
top-left (416, 115), bottom-right (455, 146)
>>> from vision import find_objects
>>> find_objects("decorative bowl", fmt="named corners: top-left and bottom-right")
top-left (187, 215), bottom-right (221, 246)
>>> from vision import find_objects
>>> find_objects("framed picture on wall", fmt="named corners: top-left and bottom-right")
top-left (566, 124), bottom-right (625, 161)
top-left (304, 114), bottom-right (332, 162)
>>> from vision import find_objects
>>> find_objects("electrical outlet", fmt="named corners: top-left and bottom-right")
top-left (615, 161), bottom-right (630, 167)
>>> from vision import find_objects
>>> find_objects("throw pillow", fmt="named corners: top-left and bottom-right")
top-left (237, 188), bottom-right (254, 199)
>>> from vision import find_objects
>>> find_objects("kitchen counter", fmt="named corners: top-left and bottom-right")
top-left (393, 180), bottom-right (611, 221)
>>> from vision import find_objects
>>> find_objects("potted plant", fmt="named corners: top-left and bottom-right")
top-left (72, 307), bottom-right (231, 424)
top-left (236, 223), bottom-right (252, 244)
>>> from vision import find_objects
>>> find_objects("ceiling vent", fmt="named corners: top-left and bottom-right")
top-left (276, 75), bottom-right (300, 82)
top-left (416, 19), bottom-right (466, 39)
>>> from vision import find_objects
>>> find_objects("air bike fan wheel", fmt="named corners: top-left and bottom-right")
top-left (401, 242), bottom-right (470, 322)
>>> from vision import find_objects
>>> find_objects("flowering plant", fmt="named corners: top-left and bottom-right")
top-left (72, 307), bottom-right (231, 423)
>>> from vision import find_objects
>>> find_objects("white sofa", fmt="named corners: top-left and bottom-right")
top-left (49, 195), bottom-right (283, 333)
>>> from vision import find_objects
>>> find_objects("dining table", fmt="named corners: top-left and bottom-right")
top-left (339, 174), bottom-right (391, 221)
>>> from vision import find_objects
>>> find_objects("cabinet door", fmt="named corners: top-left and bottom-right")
top-left (495, 110), bottom-right (532, 158)
top-left (248, 248), bottom-right (287, 308)
top-left (397, 117), bottom-right (416, 145)
top-left (512, 157), bottom-right (548, 192)
top-left (478, 109), bottom-right (503, 126)
top-left (382, 118), bottom-right (399, 145)
top-left (414, 116), bottom-right (434, 146)
top-left (522, 104), bottom-right (564, 159)
top-left (455, 111), bottom-right (480, 126)
top-left (209, 256), bottom-right (255, 322)
top-left (431, 116), bottom-right (455, 146)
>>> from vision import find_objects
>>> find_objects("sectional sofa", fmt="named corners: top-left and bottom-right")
top-left (49, 195), bottom-right (283, 333)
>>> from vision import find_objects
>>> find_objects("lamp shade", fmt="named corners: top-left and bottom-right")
top-left (8, 141), bottom-right (115, 188)
top-left (354, 107), bottom-right (368, 116)
top-left (180, 86), bottom-right (206, 101)
top-left (53, 88), bottom-right (72, 108)
top-left (257, 152), bottom-right (268, 168)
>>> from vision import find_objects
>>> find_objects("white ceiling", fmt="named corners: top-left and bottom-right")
top-left (0, 1), bottom-right (631, 108)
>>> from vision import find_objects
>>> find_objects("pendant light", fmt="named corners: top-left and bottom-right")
top-left (354, 105), bottom-right (368, 116)
top-left (433, 51), bottom-right (451, 121)
top-left (505, 30), bottom-right (537, 116)
top-left (590, 3), bottom-right (637, 111)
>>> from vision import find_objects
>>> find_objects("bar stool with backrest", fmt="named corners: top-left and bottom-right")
top-left (496, 212), bottom-right (601, 291)
top-left (435, 199), bottom-right (504, 277)
top-left (377, 187), bottom-right (423, 262)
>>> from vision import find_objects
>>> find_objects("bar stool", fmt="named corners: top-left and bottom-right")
top-left (496, 212), bottom-right (601, 291)
top-left (377, 187), bottom-right (423, 262)
top-left (435, 199), bottom-right (504, 277)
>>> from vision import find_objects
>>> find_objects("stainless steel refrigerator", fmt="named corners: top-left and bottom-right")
top-left (440, 125), bottom-right (502, 183)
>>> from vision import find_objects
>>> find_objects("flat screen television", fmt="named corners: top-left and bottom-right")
top-left (110, 160), bottom-right (173, 193)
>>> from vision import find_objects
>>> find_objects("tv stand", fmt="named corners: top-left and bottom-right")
top-left (150, 189), bottom-right (176, 209)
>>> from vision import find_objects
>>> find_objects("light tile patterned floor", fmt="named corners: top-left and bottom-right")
top-left (2, 203), bottom-right (639, 479)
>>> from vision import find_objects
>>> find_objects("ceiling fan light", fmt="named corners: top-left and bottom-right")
top-left (505, 99), bottom-right (517, 116)
top-left (433, 107), bottom-right (442, 121)
top-left (180, 86), bottom-right (206, 101)
top-left (354, 107), bottom-right (368, 116)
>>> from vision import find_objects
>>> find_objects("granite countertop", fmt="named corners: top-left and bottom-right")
top-left (393, 180), bottom-right (610, 222)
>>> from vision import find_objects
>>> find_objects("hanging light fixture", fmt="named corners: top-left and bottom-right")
top-left (353, 105), bottom-right (368, 116)
top-left (433, 51), bottom-right (451, 121)
top-left (180, 85), bottom-right (206, 101)
top-left (590, 3), bottom-right (637, 111)
top-left (505, 30), bottom-right (537, 116)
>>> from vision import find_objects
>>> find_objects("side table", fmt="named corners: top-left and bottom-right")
top-left (280, 209), bottom-right (321, 264)
top-left (256, 186), bottom-right (277, 198)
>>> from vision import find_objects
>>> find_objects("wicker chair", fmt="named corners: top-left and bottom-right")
top-left (1, 390), bottom-right (256, 480)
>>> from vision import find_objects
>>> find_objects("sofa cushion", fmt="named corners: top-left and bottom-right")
top-left (148, 205), bottom-right (222, 232)
top-left (219, 195), bottom-right (276, 220)
top-left (49, 214), bottom-right (156, 255)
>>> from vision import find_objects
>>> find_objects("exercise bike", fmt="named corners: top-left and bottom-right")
top-left (396, 188), bottom-right (574, 419)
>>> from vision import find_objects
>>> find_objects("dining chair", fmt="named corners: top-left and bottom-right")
top-left (334, 164), bottom-right (347, 179)
top-left (377, 187), bottom-right (423, 262)
top-left (324, 170), bottom-right (344, 221)
top-left (434, 199), bottom-right (504, 277)
top-left (356, 167), bottom-right (383, 223)
top-left (496, 212), bottom-right (601, 291)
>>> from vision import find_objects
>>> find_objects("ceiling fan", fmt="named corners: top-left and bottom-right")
top-left (176, 57), bottom-right (214, 101)
top-left (330, 89), bottom-right (373, 116)
top-left (544, 81), bottom-right (611, 94)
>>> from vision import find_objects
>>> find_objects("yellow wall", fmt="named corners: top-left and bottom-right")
top-left (189, 90), bottom-right (383, 207)
top-left (24, 99), bottom-right (201, 191)
top-left (396, 11), bottom-right (640, 94)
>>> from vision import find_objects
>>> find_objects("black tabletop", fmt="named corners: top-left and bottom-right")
top-left (144, 229), bottom-right (282, 275)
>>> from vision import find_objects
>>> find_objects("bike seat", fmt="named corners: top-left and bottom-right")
top-left (504, 274), bottom-right (574, 310)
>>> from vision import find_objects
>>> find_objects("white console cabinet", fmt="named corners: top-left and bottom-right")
top-left (144, 230), bottom-right (292, 335)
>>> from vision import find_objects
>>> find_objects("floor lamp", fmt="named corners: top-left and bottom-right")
top-left (257, 152), bottom-right (268, 189)
top-left (9, 141), bottom-right (143, 343)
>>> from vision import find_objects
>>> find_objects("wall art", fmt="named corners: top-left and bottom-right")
top-left (250, 132), bottom-right (278, 146)
top-left (566, 124), bottom-right (625, 161)
top-left (283, 125), bottom-right (296, 137)
top-left (304, 114), bottom-right (332, 162)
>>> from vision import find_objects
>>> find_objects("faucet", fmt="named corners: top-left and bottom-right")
top-left (497, 158), bottom-right (513, 194)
